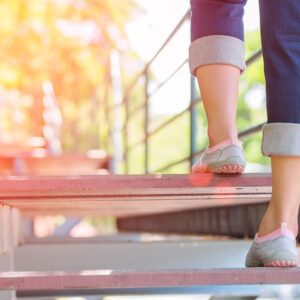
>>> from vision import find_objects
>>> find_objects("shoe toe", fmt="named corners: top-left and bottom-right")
top-left (192, 162), bottom-right (209, 173)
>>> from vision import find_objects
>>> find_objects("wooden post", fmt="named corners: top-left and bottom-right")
top-left (1, 205), bottom-right (23, 254)
top-left (0, 247), bottom-right (16, 300)
top-left (1, 205), bottom-right (10, 254)
top-left (10, 207), bottom-right (23, 247)
top-left (0, 204), bottom-right (16, 300)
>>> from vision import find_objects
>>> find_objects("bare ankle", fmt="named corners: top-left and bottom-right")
top-left (258, 202), bottom-right (298, 237)
top-left (208, 134), bottom-right (238, 148)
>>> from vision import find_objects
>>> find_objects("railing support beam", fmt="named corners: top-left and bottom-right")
top-left (190, 76), bottom-right (198, 170)
top-left (144, 71), bottom-right (149, 174)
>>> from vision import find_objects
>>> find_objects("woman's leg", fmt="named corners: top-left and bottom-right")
top-left (258, 156), bottom-right (300, 237)
top-left (195, 65), bottom-right (239, 147)
top-left (258, 0), bottom-right (300, 237)
top-left (189, 0), bottom-right (247, 173)
top-left (246, 0), bottom-right (300, 267)
top-left (190, 0), bottom-right (247, 147)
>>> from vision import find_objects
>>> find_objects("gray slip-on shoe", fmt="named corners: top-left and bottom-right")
top-left (245, 223), bottom-right (298, 267)
top-left (192, 139), bottom-right (246, 174)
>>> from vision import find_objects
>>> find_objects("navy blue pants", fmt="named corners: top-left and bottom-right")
top-left (189, 0), bottom-right (300, 157)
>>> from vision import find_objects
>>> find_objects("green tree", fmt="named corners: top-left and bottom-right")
top-left (0, 0), bottom-right (137, 151)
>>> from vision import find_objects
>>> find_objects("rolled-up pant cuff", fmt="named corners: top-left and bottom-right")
top-left (189, 35), bottom-right (246, 76)
top-left (262, 123), bottom-right (300, 157)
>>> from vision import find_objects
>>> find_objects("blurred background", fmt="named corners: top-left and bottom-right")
top-left (0, 0), bottom-right (268, 240)
top-left (0, 0), bottom-right (267, 175)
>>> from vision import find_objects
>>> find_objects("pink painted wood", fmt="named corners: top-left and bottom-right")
top-left (0, 268), bottom-right (299, 290)
top-left (0, 174), bottom-right (272, 217)
top-left (0, 154), bottom-right (109, 176)
top-left (22, 155), bottom-right (109, 175)
top-left (0, 174), bottom-right (271, 195)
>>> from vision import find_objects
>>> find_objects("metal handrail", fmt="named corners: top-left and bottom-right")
top-left (121, 10), bottom-right (191, 106)
top-left (246, 49), bottom-right (262, 66)
top-left (121, 9), bottom-right (192, 173)
top-left (126, 97), bottom-right (202, 153)
top-left (115, 7), bottom-right (264, 174)
top-left (126, 58), bottom-right (189, 122)
top-left (149, 58), bottom-right (188, 97)
top-left (124, 47), bottom-right (263, 158)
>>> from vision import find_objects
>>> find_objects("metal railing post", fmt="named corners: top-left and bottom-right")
top-left (144, 71), bottom-right (149, 174)
top-left (110, 50), bottom-right (123, 174)
top-left (103, 83), bottom-right (109, 152)
top-left (124, 99), bottom-right (129, 174)
top-left (190, 76), bottom-right (198, 170)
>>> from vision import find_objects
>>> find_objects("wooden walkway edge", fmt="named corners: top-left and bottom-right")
top-left (0, 174), bottom-right (272, 217)
top-left (0, 268), bottom-right (300, 290)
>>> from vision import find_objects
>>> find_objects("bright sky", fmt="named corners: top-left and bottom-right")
top-left (125, 0), bottom-right (260, 115)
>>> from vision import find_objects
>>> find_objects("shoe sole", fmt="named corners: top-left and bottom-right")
top-left (264, 260), bottom-right (297, 267)
top-left (207, 155), bottom-right (246, 174)
top-left (192, 163), bottom-right (245, 174)
top-left (246, 249), bottom-right (298, 268)
top-left (247, 260), bottom-right (297, 267)
top-left (192, 151), bottom-right (246, 174)
top-left (210, 164), bottom-right (245, 174)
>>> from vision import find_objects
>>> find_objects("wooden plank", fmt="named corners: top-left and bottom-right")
top-left (17, 195), bottom-right (269, 217)
top-left (0, 174), bottom-right (271, 217)
top-left (0, 154), bottom-right (109, 176)
top-left (0, 174), bottom-right (271, 196)
top-left (22, 155), bottom-right (109, 175)
top-left (0, 268), bottom-right (300, 290)
top-left (4, 240), bottom-right (297, 296)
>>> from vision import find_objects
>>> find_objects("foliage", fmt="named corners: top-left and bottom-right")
top-left (0, 0), bottom-right (137, 151)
